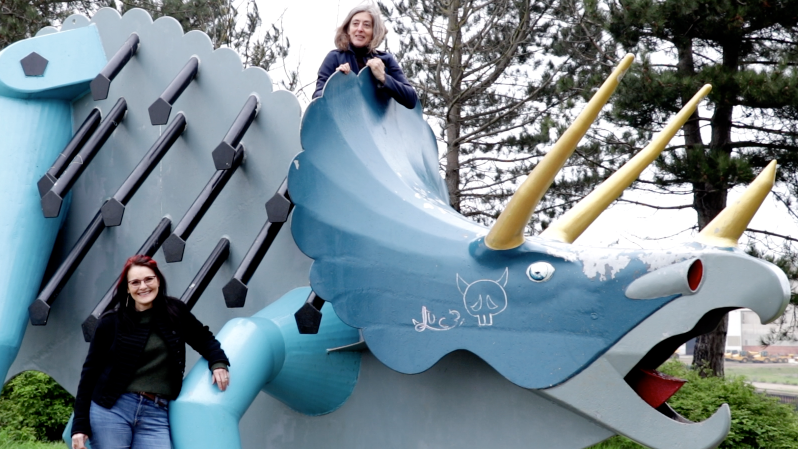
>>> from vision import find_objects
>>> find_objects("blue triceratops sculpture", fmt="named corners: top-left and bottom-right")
top-left (0, 9), bottom-right (790, 449)
top-left (286, 54), bottom-right (789, 448)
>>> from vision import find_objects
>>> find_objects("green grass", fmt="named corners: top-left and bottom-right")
top-left (724, 363), bottom-right (798, 385)
top-left (0, 431), bottom-right (62, 449)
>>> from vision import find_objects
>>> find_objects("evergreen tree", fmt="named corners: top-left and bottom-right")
top-left (0, 0), bottom-right (98, 49)
top-left (381, 0), bottom-right (587, 222)
top-left (558, 0), bottom-right (798, 376)
top-left (0, 0), bottom-right (296, 90)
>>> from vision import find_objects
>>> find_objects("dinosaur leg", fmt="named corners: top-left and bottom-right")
top-left (170, 287), bottom-right (361, 449)
top-left (0, 98), bottom-right (72, 381)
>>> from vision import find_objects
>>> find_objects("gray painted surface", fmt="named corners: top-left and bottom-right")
top-left (239, 351), bottom-right (613, 448)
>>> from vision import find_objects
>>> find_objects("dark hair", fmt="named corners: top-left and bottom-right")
top-left (112, 255), bottom-right (180, 330)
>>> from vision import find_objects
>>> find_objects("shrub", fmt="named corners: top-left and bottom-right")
top-left (0, 371), bottom-right (74, 442)
top-left (589, 360), bottom-right (798, 449)
top-left (589, 435), bottom-right (643, 449)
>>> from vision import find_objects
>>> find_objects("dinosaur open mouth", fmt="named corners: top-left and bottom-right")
top-left (624, 307), bottom-right (736, 418)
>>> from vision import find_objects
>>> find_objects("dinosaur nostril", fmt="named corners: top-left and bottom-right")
top-left (688, 259), bottom-right (703, 291)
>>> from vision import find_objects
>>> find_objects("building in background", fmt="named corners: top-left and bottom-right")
top-left (728, 306), bottom-right (798, 355)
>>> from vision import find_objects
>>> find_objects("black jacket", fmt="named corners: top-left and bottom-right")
top-left (72, 298), bottom-right (229, 437)
top-left (312, 47), bottom-right (418, 109)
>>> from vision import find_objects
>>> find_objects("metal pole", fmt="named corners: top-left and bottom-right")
top-left (179, 237), bottom-right (230, 310)
top-left (222, 178), bottom-right (292, 307)
top-left (29, 212), bottom-right (106, 325)
top-left (37, 108), bottom-right (102, 197)
top-left (162, 144), bottom-right (245, 263)
top-left (41, 98), bottom-right (128, 218)
top-left (101, 113), bottom-right (187, 226)
top-left (91, 33), bottom-right (140, 101)
top-left (148, 57), bottom-right (199, 125)
top-left (211, 95), bottom-right (258, 170)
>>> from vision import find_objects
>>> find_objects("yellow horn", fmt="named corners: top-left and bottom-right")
top-left (485, 54), bottom-right (635, 250)
top-left (542, 84), bottom-right (713, 243)
top-left (696, 160), bottom-right (777, 248)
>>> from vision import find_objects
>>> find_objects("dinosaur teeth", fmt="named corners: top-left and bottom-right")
top-left (626, 368), bottom-right (687, 409)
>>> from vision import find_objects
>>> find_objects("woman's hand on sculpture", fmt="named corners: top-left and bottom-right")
top-left (212, 367), bottom-right (230, 391)
top-left (72, 433), bottom-right (89, 449)
top-left (336, 63), bottom-right (351, 75)
top-left (366, 58), bottom-right (386, 83)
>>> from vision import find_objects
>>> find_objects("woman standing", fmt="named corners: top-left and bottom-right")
top-left (313, 3), bottom-right (418, 109)
top-left (71, 255), bottom-right (229, 449)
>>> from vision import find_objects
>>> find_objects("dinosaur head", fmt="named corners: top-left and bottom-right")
top-left (288, 59), bottom-right (789, 448)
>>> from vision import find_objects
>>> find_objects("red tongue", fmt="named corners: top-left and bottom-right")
top-left (627, 369), bottom-right (686, 408)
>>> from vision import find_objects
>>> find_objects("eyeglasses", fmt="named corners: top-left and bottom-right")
top-left (128, 276), bottom-right (158, 289)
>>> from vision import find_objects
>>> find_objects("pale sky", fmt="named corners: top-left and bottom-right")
top-left (255, 0), bottom-right (798, 252)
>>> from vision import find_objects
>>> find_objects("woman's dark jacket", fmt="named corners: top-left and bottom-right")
top-left (313, 48), bottom-right (418, 109)
top-left (72, 298), bottom-right (228, 437)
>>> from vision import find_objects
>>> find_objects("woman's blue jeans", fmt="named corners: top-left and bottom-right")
top-left (89, 393), bottom-right (171, 449)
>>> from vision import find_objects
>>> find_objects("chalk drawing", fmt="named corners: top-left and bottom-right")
top-left (413, 306), bottom-right (462, 332)
top-left (456, 268), bottom-right (509, 326)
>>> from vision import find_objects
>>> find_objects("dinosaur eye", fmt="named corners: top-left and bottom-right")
top-left (527, 262), bottom-right (555, 282)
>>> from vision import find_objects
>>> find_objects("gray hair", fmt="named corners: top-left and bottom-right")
top-left (334, 3), bottom-right (387, 52)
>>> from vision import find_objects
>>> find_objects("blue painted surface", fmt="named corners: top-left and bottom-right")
top-left (0, 97), bottom-right (71, 382)
top-left (0, 26), bottom-right (106, 383)
top-left (170, 287), bottom-right (360, 448)
top-left (289, 70), bottom-right (681, 389)
top-left (0, 25), bottom-right (105, 99)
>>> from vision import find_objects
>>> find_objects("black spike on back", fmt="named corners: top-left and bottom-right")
top-left (148, 57), bottom-right (199, 125)
top-left (163, 145), bottom-right (245, 263)
top-left (294, 291), bottom-right (326, 334)
top-left (91, 33), bottom-right (140, 101)
top-left (223, 178), bottom-right (292, 308)
top-left (38, 108), bottom-right (102, 197)
top-left (101, 113), bottom-right (187, 226)
top-left (30, 212), bottom-right (107, 325)
top-left (41, 98), bottom-right (128, 218)
top-left (212, 95), bottom-right (259, 170)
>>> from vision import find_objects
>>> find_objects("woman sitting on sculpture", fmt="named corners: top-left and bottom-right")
top-left (313, 3), bottom-right (418, 109)
top-left (71, 255), bottom-right (230, 449)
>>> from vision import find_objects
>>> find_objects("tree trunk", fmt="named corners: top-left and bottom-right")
top-left (690, 37), bottom-right (739, 377)
top-left (675, 38), bottom-right (703, 151)
top-left (446, 109), bottom-right (462, 210)
top-left (692, 315), bottom-right (728, 377)
top-left (677, 36), bottom-right (730, 377)
top-left (444, 0), bottom-right (463, 211)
